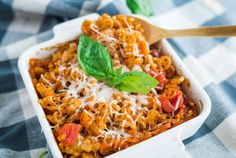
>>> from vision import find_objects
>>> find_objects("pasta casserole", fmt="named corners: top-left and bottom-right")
top-left (29, 14), bottom-right (198, 158)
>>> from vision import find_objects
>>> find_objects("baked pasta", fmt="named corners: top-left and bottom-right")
top-left (29, 14), bottom-right (198, 158)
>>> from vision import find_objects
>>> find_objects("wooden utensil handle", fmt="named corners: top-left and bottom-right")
top-left (165, 25), bottom-right (236, 38)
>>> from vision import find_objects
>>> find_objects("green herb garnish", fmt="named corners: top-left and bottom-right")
top-left (78, 34), bottom-right (112, 81)
top-left (112, 71), bottom-right (158, 94)
top-left (78, 35), bottom-right (158, 94)
top-left (126, 0), bottom-right (153, 16)
top-left (38, 151), bottom-right (48, 158)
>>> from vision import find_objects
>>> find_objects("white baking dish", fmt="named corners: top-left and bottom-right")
top-left (18, 13), bottom-right (211, 158)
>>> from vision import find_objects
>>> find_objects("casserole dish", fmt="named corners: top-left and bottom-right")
top-left (18, 13), bottom-right (211, 158)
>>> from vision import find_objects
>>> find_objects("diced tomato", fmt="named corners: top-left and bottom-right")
top-left (149, 71), bottom-right (168, 87)
top-left (159, 90), bottom-right (184, 113)
top-left (169, 90), bottom-right (183, 109)
top-left (58, 123), bottom-right (82, 146)
top-left (158, 96), bottom-right (175, 113)
top-left (156, 73), bottom-right (168, 87)
top-left (149, 71), bottom-right (156, 77)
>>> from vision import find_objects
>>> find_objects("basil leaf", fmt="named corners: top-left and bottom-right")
top-left (78, 35), bottom-right (113, 81)
top-left (126, 0), bottom-right (153, 16)
top-left (77, 35), bottom-right (158, 94)
top-left (38, 151), bottom-right (48, 158)
top-left (107, 68), bottom-right (123, 86)
top-left (114, 71), bottom-right (158, 94)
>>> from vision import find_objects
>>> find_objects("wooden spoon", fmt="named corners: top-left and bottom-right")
top-left (129, 16), bottom-right (236, 44)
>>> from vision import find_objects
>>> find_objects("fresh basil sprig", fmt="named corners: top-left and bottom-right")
top-left (126, 0), bottom-right (153, 16)
top-left (78, 35), bottom-right (158, 94)
top-left (78, 34), bottom-right (112, 81)
top-left (112, 71), bottom-right (158, 94)
top-left (38, 151), bottom-right (48, 158)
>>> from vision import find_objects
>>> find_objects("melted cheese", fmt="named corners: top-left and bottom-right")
top-left (54, 60), bottom-right (153, 139)
top-left (104, 128), bottom-right (131, 138)
top-left (97, 86), bottom-right (115, 102)
top-left (90, 22), bottom-right (144, 60)
top-left (144, 64), bottom-right (151, 72)
top-left (51, 22), bottom-right (161, 140)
